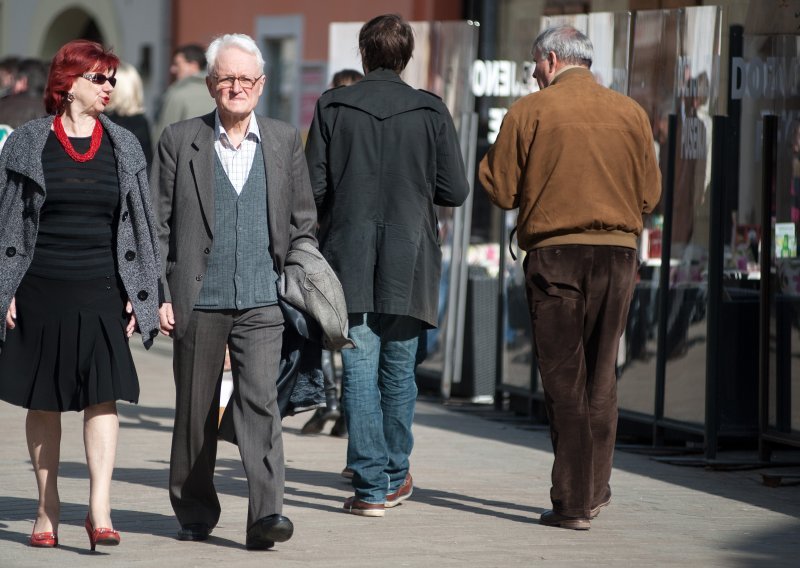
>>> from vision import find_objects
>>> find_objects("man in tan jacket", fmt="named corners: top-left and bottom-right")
top-left (479, 25), bottom-right (661, 530)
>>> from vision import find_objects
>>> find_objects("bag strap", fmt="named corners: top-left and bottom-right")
top-left (509, 226), bottom-right (518, 261)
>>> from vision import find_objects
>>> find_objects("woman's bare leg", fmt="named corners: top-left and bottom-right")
top-left (84, 401), bottom-right (118, 529)
top-left (26, 410), bottom-right (62, 534)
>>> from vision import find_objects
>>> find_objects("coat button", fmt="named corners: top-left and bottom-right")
top-left (204, 247), bottom-right (211, 254)
top-left (137, 290), bottom-right (148, 301)
top-left (196, 275), bottom-right (203, 281)
top-left (5, 247), bottom-right (16, 257)
top-left (125, 250), bottom-right (136, 261)
top-left (121, 211), bottom-right (129, 221)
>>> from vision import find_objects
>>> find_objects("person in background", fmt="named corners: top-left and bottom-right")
top-left (0, 57), bottom-right (48, 127)
top-left (151, 33), bottom-right (317, 550)
top-left (300, 67), bottom-right (364, 440)
top-left (153, 44), bottom-right (213, 141)
top-left (105, 61), bottom-right (153, 169)
top-left (0, 39), bottom-right (160, 550)
top-left (305, 14), bottom-right (470, 517)
top-left (479, 25), bottom-right (661, 530)
top-left (0, 56), bottom-right (21, 98)
top-left (331, 68), bottom-right (363, 89)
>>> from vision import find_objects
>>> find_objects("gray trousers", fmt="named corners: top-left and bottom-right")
top-left (525, 245), bottom-right (637, 518)
top-left (169, 304), bottom-right (284, 529)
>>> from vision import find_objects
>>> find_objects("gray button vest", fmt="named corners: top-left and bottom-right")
top-left (195, 144), bottom-right (278, 309)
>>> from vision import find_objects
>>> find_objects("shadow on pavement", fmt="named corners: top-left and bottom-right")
top-left (727, 519), bottom-right (800, 568)
top-left (0, 496), bottom-right (179, 549)
top-left (411, 403), bottom-right (800, 520)
top-left (117, 402), bottom-right (175, 433)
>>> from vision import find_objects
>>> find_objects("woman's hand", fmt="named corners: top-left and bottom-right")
top-left (5, 297), bottom-right (16, 329)
top-left (125, 300), bottom-right (137, 337)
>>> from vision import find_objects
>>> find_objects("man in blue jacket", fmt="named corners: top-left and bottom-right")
top-left (305, 13), bottom-right (470, 516)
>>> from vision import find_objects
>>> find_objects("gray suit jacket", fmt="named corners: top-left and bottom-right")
top-left (151, 111), bottom-right (318, 340)
top-left (280, 241), bottom-right (354, 351)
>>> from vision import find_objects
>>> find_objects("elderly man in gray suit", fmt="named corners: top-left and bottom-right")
top-left (150, 33), bottom-right (317, 550)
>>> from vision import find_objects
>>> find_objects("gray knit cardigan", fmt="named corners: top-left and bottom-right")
top-left (0, 114), bottom-right (161, 351)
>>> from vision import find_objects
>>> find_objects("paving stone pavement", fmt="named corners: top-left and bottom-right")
top-left (1, 339), bottom-right (799, 567)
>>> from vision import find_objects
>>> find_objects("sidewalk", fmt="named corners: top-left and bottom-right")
top-left (0, 339), bottom-right (798, 567)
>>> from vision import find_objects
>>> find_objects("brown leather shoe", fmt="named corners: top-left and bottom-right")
top-left (385, 473), bottom-right (413, 508)
top-left (343, 496), bottom-right (385, 517)
top-left (539, 510), bottom-right (590, 530)
top-left (590, 497), bottom-right (611, 518)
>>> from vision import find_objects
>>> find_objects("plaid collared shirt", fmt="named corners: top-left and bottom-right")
top-left (213, 111), bottom-right (261, 194)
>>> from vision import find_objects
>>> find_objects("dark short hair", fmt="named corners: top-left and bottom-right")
top-left (16, 58), bottom-right (48, 96)
top-left (332, 68), bottom-right (364, 88)
top-left (0, 56), bottom-right (21, 77)
top-left (358, 14), bottom-right (414, 73)
top-left (175, 44), bottom-right (207, 70)
top-left (44, 39), bottom-right (119, 115)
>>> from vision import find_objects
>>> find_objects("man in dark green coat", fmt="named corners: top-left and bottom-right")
top-left (305, 14), bottom-right (469, 517)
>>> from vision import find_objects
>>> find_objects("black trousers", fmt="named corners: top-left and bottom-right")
top-left (525, 245), bottom-right (637, 518)
top-left (169, 305), bottom-right (284, 529)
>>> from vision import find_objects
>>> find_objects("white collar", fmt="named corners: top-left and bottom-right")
top-left (214, 110), bottom-right (261, 145)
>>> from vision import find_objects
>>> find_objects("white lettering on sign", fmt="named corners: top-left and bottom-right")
top-left (487, 107), bottom-right (508, 144)
top-left (681, 117), bottom-right (707, 160)
top-left (731, 56), bottom-right (800, 100)
top-left (471, 60), bottom-right (535, 98)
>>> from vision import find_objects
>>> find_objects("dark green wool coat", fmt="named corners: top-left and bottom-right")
top-left (305, 69), bottom-right (470, 327)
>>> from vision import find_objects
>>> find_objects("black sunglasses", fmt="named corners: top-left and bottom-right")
top-left (81, 72), bottom-right (117, 87)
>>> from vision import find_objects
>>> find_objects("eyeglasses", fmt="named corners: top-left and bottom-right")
top-left (213, 74), bottom-right (263, 89)
top-left (81, 72), bottom-right (117, 87)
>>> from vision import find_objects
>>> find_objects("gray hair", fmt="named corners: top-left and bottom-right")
top-left (205, 33), bottom-right (265, 76)
top-left (532, 25), bottom-right (593, 68)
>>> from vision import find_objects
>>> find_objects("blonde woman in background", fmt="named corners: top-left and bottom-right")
top-left (105, 61), bottom-right (153, 169)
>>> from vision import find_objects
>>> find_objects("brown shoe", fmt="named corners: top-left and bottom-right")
top-left (343, 496), bottom-right (385, 517)
top-left (590, 497), bottom-right (611, 518)
top-left (385, 473), bottom-right (413, 508)
top-left (539, 510), bottom-right (590, 530)
top-left (341, 467), bottom-right (354, 479)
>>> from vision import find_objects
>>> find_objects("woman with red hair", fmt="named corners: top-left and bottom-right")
top-left (0, 39), bottom-right (160, 551)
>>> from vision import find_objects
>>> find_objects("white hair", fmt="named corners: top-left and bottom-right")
top-left (532, 25), bottom-right (593, 68)
top-left (205, 33), bottom-right (265, 76)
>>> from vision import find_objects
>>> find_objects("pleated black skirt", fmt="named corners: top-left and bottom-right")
top-left (0, 273), bottom-right (139, 411)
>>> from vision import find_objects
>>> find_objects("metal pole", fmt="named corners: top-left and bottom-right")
top-left (654, 113), bottom-right (677, 446)
top-left (704, 115), bottom-right (727, 461)
top-left (449, 112), bottom-right (479, 398)
top-left (758, 115), bottom-right (778, 461)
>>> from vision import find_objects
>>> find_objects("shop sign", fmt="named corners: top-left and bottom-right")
top-left (471, 59), bottom-right (536, 143)
top-left (730, 56), bottom-right (800, 100)
top-left (731, 55), bottom-right (800, 160)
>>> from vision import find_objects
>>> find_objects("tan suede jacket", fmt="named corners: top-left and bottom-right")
top-left (479, 67), bottom-right (661, 251)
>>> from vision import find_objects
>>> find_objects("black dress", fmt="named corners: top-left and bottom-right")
top-left (0, 129), bottom-right (139, 411)
top-left (105, 112), bottom-right (153, 170)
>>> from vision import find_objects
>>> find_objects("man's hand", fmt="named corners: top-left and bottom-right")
top-left (159, 302), bottom-right (175, 336)
top-left (5, 297), bottom-right (16, 329)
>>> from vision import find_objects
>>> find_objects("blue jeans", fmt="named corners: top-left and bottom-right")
top-left (342, 313), bottom-right (420, 503)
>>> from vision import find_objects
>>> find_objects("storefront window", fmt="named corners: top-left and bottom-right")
top-left (661, 6), bottom-right (722, 426)
top-left (739, 33), bottom-right (800, 435)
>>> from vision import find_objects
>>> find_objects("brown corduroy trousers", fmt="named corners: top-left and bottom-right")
top-left (525, 245), bottom-right (637, 519)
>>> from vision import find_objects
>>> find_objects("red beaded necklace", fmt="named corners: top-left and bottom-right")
top-left (53, 115), bottom-right (103, 162)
